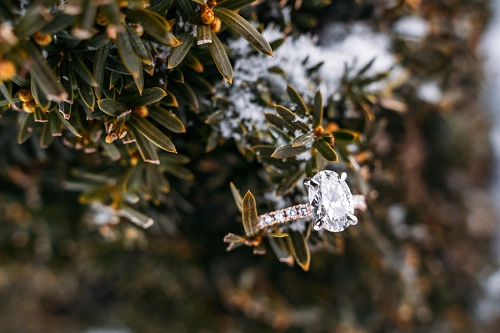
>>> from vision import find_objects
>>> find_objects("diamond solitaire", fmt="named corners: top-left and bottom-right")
top-left (304, 170), bottom-right (357, 232)
top-left (257, 170), bottom-right (365, 232)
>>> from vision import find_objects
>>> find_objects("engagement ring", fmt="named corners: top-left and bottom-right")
top-left (258, 170), bottom-right (366, 232)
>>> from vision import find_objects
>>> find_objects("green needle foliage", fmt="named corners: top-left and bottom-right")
top-left (0, 0), bottom-right (495, 331)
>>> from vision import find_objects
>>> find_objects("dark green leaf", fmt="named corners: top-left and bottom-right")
top-left (169, 68), bottom-right (184, 83)
top-left (162, 90), bottom-right (179, 107)
top-left (59, 59), bottom-right (75, 103)
top-left (184, 70), bottom-right (215, 94)
top-left (196, 24), bottom-right (212, 46)
top-left (49, 109), bottom-right (63, 136)
top-left (150, 0), bottom-right (174, 13)
top-left (31, 76), bottom-right (51, 110)
top-left (230, 182), bottom-right (243, 213)
top-left (169, 82), bottom-right (198, 111)
top-left (130, 113), bottom-right (176, 152)
top-left (175, 0), bottom-right (196, 21)
top-left (74, 73), bottom-right (95, 110)
top-left (314, 139), bottom-right (338, 162)
top-left (205, 129), bottom-right (219, 153)
top-left (34, 107), bottom-right (48, 123)
top-left (271, 144), bottom-right (309, 159)
top-left (71, 52), bottom-right (97, 87)
top-left (287, 230), bottom-right (310, 271)
top-left (126, 25), bottom-right (154, 65)
top-left (275, 104), bottom-right (309, 131)
top-left (242, 190), bottom-right (259, 238)
top-left (168, 32), bottom-right (194, 69)
top-left (164, 164), bottom-right (194, 180)
top-left (123, 8), bottom-right (180, 46)
top-left (183, 53), bottom-right (204, 73)
top-left (74, 34), bottom-right (110, 51)
top-left (124, 162), bottom-right (146, 190)
top-left (333, 129), bottom-right (360, 142)
top-left (149, 105), bottom-right (185, 133)
top-left (18, 113), bottom-right (36, 144)
top-left (213, 7), bottom-right (272, 56)
top-left (56, 109), bottom-right (81, 137)
top-left (250, 145), bottom-right (276, 157)
top-left (292, 132), bottom-right (314, 147)
top-left (116, 29), bottom-right (143, 92)
top-left (268, 237), bottom-right (294, 267)
top-left (42, 13), bottom-right (76, 34)
top-left (208, 33), bottom-right (233, 83)
top-left (40, 122), bottom-right (54, 148)
top-left (129, 87), bottom-right (167, 107)
top-left (25, 42), bottom-right (68, 102)
top-left (118, 204), bottom-right (154, 228)
top-left (215, 0), bottom-right (258, 11)
top-left (264, 113), bottom-right (295, 135)
top-left (133, 127), bottom-right (160, 164)
top-left (159, 153), bottom-right (190, 164)
top-left (313, 90), bottom-right (323, 127)
top-left (305, 152), bottom-right (318, 177)
top-left (99, 140), bottom-right (121, 161)
top-left (286, 84), bottom-right (308, 116)
top-left (14, 6), bottom-right (50, 39)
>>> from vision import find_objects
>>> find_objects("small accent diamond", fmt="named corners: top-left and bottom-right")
top-left (264, 215), bottom-right (274, 225)
top-left (274, 211), bottom-right (285, 222)
top-left (298, 204), bottom-right (309, 216)
top-left (285, 207), bottom-right (297, 219)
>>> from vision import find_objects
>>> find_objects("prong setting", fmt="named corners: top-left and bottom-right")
top-left (339, 172), bottom-right (347, 182)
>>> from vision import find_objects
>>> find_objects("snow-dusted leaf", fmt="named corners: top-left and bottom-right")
top-left (275, 104), bottom-right (309, 131)
top-left (271, 143), bottom-right (309, 159)
top-left (292, 132), bottom-right (314, 147)
top-left (286, 84), bottom-right (309, 116)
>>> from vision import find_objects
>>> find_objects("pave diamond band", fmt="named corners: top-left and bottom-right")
top-left (257, 170), bottom-right (366, 232)
top-left (257, 195), bottom-right (366, 230)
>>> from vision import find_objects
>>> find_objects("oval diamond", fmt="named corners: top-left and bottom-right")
top-left (305, 170), bottom-right (356, 232)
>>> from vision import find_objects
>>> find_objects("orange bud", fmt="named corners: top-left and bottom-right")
top-left (33, 31), bottom-right (52, 46)
top-left (200, 5), bottom-right (215, 25)
top-left (133, 106), bottom-right (149, 117)
top-left (18, 89), bottom-right (33, 102)
top-left (210, 17), bottom-right (221, 33)
top-left (0, 59), bottom-right (16, 81)
top-left (22, 101), bottom-right (37, 113)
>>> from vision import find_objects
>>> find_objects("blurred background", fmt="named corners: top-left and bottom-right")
top-left (1, 0), bottom-right (500, 332)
